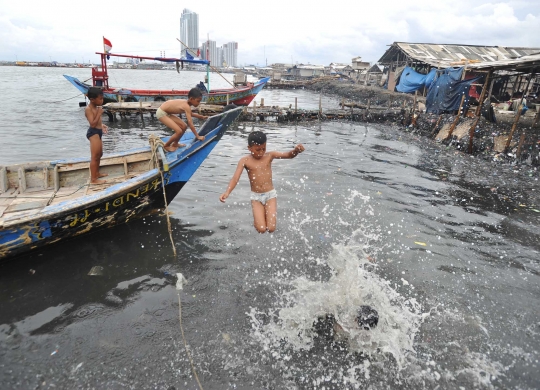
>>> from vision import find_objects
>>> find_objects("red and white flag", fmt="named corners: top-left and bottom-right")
top-left (103, 37), bottom-right (112, 53)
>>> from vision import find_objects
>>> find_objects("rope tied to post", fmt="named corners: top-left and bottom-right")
top-left (148, 134), bottom-right (176, 257)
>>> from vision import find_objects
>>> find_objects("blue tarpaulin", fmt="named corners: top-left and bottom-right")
top-left (425, 67), bottom-right (482, 114)
top-left (396, 67), bottom-right (436, 93)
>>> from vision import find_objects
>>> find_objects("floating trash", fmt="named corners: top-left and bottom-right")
top-left (88, 266), bottom-right (103, 276)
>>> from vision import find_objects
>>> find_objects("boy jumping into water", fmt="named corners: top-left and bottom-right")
top-left (219, 131), bottom-right (305, 233)
top-left (156, 88), bottom-right (208, 152)
top-left (85, 87), bottom-right (108, 184)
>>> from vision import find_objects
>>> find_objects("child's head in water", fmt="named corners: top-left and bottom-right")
top-left (247, 131), bottom-right (267, 159)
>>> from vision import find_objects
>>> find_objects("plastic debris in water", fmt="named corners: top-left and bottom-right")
top-left (414, 242), bottom-right (427, 246)
top-left (88, 266), bottom-right (103, 276)
top-left (176, 273), bottom-right (187, 290)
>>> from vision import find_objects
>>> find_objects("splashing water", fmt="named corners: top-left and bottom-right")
top-left (248, 191), bottom-right (428, 387)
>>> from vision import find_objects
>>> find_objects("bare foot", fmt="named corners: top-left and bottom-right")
top-left (98, 173), bottom-right (108, 178)
top-left (164, 145), bottom-right (178, 152)
top-left (90, 179), bottom-right (107, 184)
top-left (171, 143), bottom-right (186, 148)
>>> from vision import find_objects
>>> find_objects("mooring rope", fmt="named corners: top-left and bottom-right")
top-left (177, 294), bottom-right (204, 389)
top-left (148, 134), bottom-right (177, 257)
top-left (49, 93), bottom-right (84, 103)
top-left (148, 134), bottom-right (204, 389)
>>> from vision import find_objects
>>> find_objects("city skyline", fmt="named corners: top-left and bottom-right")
top-left (181, 8), bottom-right (238, 67)
top-left (1, 1), bottom-right (539, 66)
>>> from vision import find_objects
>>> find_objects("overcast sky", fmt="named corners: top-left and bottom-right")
top-left (1, 0), bottom-right (539, 66)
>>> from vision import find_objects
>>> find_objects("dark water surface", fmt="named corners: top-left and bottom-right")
top-left (1, 67), bottom-right (539, 389)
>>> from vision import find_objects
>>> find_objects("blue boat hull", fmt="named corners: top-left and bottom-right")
top-left (0, 108), bottom-right (242, 260)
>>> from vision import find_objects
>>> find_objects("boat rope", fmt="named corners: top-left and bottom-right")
top-left (177, 294), bottom-right (204, 390)
top-left (50, 93), bottom-right (84, 103)
top-left (148, 134), bottom-right (176, 257)
top-left (148, 134), bottom-right (204, 389)
top-left (176, 38), bottom-right (237, 90)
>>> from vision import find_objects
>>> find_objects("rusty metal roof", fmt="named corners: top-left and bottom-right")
top-left (378, 42), bottom-right (540, 69)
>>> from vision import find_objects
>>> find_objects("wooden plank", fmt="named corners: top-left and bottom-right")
top-left (6, 199), bottom-right (49, 213)
top-left (18, 168), bottom-right (26, 193)
top-left (0, 167), bottom-right (8, 192)
top-left (0, 205), bottom-right (7, 218)
top-left (56, 152), bottom-right (151, 172)
top-left (43, 167), bottom-right (49, 189)
top-left (54, 164), bottom-right (60, 191)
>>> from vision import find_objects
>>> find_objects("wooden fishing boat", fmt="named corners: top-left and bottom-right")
top-left (64, 52), bottom-right (269, 105)
top-left (0, 107), bottom-right (242, 261)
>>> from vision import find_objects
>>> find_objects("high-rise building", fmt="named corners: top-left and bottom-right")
top-left (201, 40), bottom-right (221, 65)
top-left (222, 42), bottom-right (238, 67)
top-left (180, 9), bottom-right (199, 57)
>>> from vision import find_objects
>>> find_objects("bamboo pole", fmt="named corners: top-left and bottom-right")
top-left (504, 105), bottom-right (523, 152)
top-left (516, 131), bottom-right (526, 159)
top-left (467, 116), bottom-right (481, 154)
top-left (475, 70), bottom-right (492, 116)
top-left (432, 114), bottom-right (443, 137)
top-left (446, 94), bottom-right (466, 140)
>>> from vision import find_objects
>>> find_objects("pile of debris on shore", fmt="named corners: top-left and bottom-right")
top-left (304, 79), bottom-right (540, 166)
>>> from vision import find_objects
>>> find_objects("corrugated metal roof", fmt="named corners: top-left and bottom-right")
top-left (378, 42), bottom-right (540, 68)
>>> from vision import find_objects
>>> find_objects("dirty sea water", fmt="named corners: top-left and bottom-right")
top-left (0, 67), bottom-right (539, 389)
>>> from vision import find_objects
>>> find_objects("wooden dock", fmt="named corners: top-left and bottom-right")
top-left (102, 97), bottom-right (409, 123)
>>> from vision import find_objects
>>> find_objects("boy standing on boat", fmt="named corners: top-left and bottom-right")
top-left (85, 87), bottom-right (108, 184)
top-left (219, 131), bottom-right (305, 233)
top-left (157, 88), bottom-right (208, 152)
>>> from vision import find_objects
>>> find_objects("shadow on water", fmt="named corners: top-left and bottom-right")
top-left (0, 214), bottom-right (212, 328)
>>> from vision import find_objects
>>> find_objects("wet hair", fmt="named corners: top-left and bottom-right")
top-left (188, 88), bottom-right (203, 99)
top-left (87, 87), bottom-right (103, 99)
top-left (248, 131), bottom-right (266, 146)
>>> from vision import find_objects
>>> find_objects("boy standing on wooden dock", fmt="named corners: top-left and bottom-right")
top-left (156, 88), bottom-right (208, 152)
top-left (219, 131), bottom-right (305, 233)
top-left (85, 87), bottom-right (109, 184)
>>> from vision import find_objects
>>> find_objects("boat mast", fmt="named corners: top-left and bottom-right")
top-left (92, 53), bottom-right (109, 89)
top-left (207, 33), bottom-right (210, 92)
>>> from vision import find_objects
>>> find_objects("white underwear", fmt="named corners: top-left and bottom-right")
top-left (250, 189), bottom-right (277, 205)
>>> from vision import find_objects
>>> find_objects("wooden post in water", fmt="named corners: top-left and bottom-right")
top-left (516, 131), bottom-right (526, 159)
top-left (446, 94), bottom-right (466, 140)
top-left (226, 94), bottom-right (229, 105)
top-left (295, 97), bottom-right (298, 117)
top-left (261, 98), bottom-right (264, 107)
top-left (432, 114), bottom-right (443, 137)
top-left (468, 70), bottom-right (492, 153)
top-left (139, 101), bottom-right (144, 121)
top-left (319, 92), bottom-right (322, 120)
top-left (504, 105), bottom-right (523, 152)
top-left (253, 100), bottom-right (257, 118)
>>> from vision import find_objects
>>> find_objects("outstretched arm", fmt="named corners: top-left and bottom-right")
top-left (219, 159), bottom-right (245, 202)
top-left (269, 144), bottom-right (305, 159)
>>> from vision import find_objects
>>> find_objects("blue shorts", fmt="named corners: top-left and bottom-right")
top-left (250, 189), bottom-right (277, 205)
top-left (86, 127), bottom-right (103, 140)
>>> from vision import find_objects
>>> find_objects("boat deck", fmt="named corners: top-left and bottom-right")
top-left (0, 150), bottom-right (154, 227)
